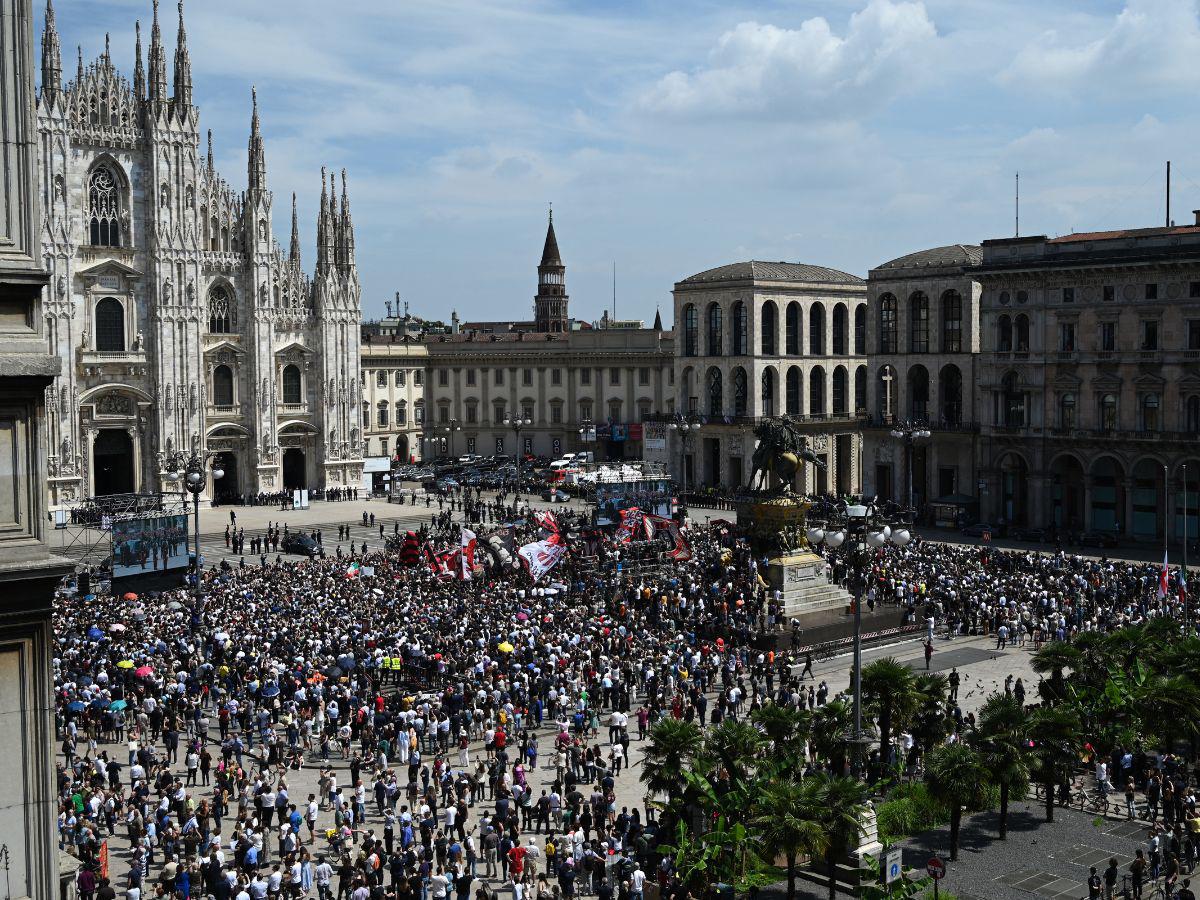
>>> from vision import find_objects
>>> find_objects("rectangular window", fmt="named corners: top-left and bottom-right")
top-left (639, 367), bottom-right (650, 386)
top-left (1189, 320), bottom-right (1200, 350)
top-left (638, 402), bottom-right (651, 420)
top-left (414, 371), bottom-right (422, 385)
top-left (551, 405), bottom-right (562, 424)
top-left (380, 438), bottom-right (388, 457)
top-left (522, 405), bottom-right (534, 420)
top-left (522, 368), bottom-right (533, 386)
top-left (1103, 285), bottom-right (1115, 302)
top-left (1100, 322), bottom-right (1117, 352)
top-left (1142, 320), bottom-right (1160, 351)
top-left (438, 369), bottom-right (448, 386)
top-left (581, 369), bottom-right (591, 385)
top-left (579, 403), bottom-right (592, 422)
top-left (1059, 322), bottom-right (1075, 352)
top-left (1191, 282), bottom-right (1200, 299)
top-left (396, 406), bottom-right (407, 425)
top-left (439, 407), bottom-right (449, 424)
top-left (610, 367), bottom-right (620, 385)
top-left (466, 369), bottom-right (476, 386)
top-left (1062, 287), bottom-right (1075, 303)
top-left (494, 369), bottom-right (504, 386)
top-left (414, 405), bottom-right (424, 424)
top-left (1146, 283), bottom-right (1159, 300)
top-left (466, 405), bottom-right (477, 424)
top-left (551, 368), bottom-right (561, 386)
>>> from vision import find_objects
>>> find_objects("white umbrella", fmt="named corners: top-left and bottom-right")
top-left (108, 623), bottom-right (126, 633)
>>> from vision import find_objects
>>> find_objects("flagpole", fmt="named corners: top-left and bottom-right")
top-left (1185, 463), bottom-right (1190, 632)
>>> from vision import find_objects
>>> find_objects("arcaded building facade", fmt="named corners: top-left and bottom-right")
top-left (862, 245), bottom-right (982, 507)
top-left (977, 225), bottom-right (1200, 540)
top-left (36, 1), bottom-right (362, 506)
top-left (670, 261), bottom-right (868, 494)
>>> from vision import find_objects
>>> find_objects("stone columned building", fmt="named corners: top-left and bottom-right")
top-left (36, 0), bottom-right (362, 506)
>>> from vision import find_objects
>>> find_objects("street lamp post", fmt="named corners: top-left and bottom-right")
top-left (504, 416), bottom-right (532, 500)
top-left (808, 502), bottom-right (911, 778)
top-left (890, 423), bottom-right (931, 515)
top-left (160, 448), bottom-right (224, 596)
top-left (669, 418), bottom-right (698, 517)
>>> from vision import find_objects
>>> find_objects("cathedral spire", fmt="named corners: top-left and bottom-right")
top-left (340, 169), bottom-right (356, 271)
top-left (289, 193), bottom-right (301, 268)
top-left (206, 129), bottom-right (213, 175)
top-left (133, 20), bottom-right (145, 100)
top-left (76, 45), bottom-right (82, 84)
top-left (172, 0), bottom-right (192, 111)
top-left (104, 32), bottom-right (110, 65)
top-left (330, 170), bottom-right (343, 269)
top-left (148, 0), bottom-right (168, 105)
top-left (247, 87), bottom-right (266, 194)
top-left (316, 166), bottom-right (331, 274)
top-left (41, 0), bottom-right (62, 101)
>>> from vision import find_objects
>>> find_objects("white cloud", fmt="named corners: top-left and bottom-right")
top-left (1000, 0), bottom-right (1200, 93)
top-left (638, 0), bottom-right (940, 118)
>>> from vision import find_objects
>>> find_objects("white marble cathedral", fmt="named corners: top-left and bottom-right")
top-left (35, 0), bottom-right (363, 508)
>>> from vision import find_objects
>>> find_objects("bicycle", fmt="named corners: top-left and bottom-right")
top-left (1072, 785), bottom-right (1110, 815)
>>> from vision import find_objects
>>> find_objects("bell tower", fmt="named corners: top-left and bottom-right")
top-left (534, 209), bottom-right (568, 333)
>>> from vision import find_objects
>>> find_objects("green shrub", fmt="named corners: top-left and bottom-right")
top-left (876, 783), bottom-right (950, 844)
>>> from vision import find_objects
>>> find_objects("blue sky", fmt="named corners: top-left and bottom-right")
top-left (45, 0), bottom-right (1200, 324)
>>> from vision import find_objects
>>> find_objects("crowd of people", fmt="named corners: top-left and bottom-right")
top-left (51, 485), bottom-right (1194, 900)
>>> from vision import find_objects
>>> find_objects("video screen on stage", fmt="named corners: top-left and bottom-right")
top-left (595, 479), bottom-right (673, 527)
top-left (111, 514), bottom-right (190, 578)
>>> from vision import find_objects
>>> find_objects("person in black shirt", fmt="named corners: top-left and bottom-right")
top-left (1178, 878), bottom-right (1196, 900)
top-left (1087, 866), bottom-right (1101, 899)
top-left (1104, 858), bottom-right (1119, 900)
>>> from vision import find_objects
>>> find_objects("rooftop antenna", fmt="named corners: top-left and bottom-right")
top-left (1015, 172), bottom-right (1020, 238)
top-left (1167, 160), bottom-right (1172, 227)
top-left (612, 261), bottom-right (617, 321)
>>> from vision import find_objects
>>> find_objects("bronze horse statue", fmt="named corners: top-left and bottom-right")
top-left (747, 420), bottom-right (827, 493)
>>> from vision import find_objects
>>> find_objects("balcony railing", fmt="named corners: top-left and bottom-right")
top-left (279, 403), bottom-right (308, 414)
top-left (863, 415), bottom-right (980, 434)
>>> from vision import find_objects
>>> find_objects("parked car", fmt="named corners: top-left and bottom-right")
top-left (281, 533), bottom-right (320, 557)
top-left (1079, 530), bottom-right (1119, 549)
top-left (1010, 526), bottom-right (1047, 542)
top-left (961, 522), bottom-right (995, 538)
top-left (541, 488), bottom-right (571, 502)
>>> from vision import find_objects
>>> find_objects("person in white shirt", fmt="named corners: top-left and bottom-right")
top-left (315, 857), bottom-right (334, 900)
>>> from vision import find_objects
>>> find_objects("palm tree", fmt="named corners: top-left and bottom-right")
top-left (808, 773), bottom-right (870, 900)
top-left (751, 703), bottom-right (811, 771)
top-left (1031, 642), bottom-right (1081, 705)
top-left (861, 657), bottom-right (917, 768)
top-left (703, 718), bottom-right (764, 787)
top-left (970, 694), bottom-right (1029, 840)
top-left (924, 743), bottom-right (986, 861)
top-left (1026, 706), bottom-right (1082, 823)
top-left (640, 718), bottom-right (704, 805)
top-left (811, 698), bottom-right (856, 776)
top-left (910, 672), bottom-right (951, 759)
top-left (752, 776), bottom-right (828, 900)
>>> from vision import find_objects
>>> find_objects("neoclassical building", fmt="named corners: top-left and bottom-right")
top-left (360, 334), bottom-right (428, 464)
top-left (422, 214), bottom-right (675, 460)
top-left (669, 261), bottom-right (868, 493)
top-left (36, 0), bottom-right (362, 506)
top-left (862, 245), bottom-right (982, 506)
top-left (976, 225), bottom-right (1200, 539)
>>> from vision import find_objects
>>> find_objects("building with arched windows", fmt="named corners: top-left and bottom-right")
top-left (663, 261), bottom-right (868, 494)
top-left (862, 245), bottom-right (983, 511)
top-left (36, 1), bottom-right (362, 506)
top-left (975, 226), bottom-right (1200, 541)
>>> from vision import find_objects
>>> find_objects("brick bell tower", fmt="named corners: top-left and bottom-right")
top-left (534, 208), bottom-right (568, 332)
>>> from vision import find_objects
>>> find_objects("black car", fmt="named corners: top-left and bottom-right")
top-left (961, 522), bottom-right (995, 538)
top-left (1079, 530), bottom-right (1119, 549)
top-left (1010, 526), bottom-right (1047, 542)
top-left (281, 533), bottom-right (320, 557)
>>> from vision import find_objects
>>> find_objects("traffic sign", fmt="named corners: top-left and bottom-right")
top-left (885, 848), bottom-right (903, 884)
top-left (926, 857), bottom-right (946, 880)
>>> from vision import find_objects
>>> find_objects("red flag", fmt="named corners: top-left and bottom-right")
top-left (1159, 549), bottom-right (1169, 599)
top-left (460, 528), bottom-right (477, 581)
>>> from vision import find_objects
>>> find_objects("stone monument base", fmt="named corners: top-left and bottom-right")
top-left (767, 549), bottom-right (853, 619)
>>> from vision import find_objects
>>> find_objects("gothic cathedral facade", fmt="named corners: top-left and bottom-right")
top-left (35, 0), bottom-right (363, 508)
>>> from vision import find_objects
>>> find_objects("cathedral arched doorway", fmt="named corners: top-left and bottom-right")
top-left (283, 448), bottom-right (306, 490)
top-left (215, 451), bottom-right (239, 502)
top-left (93, 429), bottom-right (134, 496)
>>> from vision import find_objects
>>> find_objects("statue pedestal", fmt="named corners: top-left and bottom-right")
top-left (767, 550), bottom-right (852, 619)
top-left (851, 803), bottom-right (884, 870)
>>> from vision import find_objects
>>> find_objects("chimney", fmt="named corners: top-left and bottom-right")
top-left (1193, 209), bottom-right (1200, 226)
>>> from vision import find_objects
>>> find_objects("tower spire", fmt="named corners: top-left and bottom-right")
top-left (133, 20), bottom-right (145, 100)
top-left (148, 0), bottom-right (168, 105)
top-left (316, 166), bottom-right (331, 274)
top-left (104, 32), bottom-right (110, 64)
top-left (206, 129), bottom-right (213, 174)
top-left (76, 45), bottom-right (82, 83)
top-left (41, 0), bottom-right (62, 101)
top-left (289, 192), bottom-right (301, 267)
top-left (247, 87), bottom-right (266, 193)
top-left (535, 208), bottom-right (568, 332)
top-left (340, 169), bottom-right (355, 271)
top-left (173, 0), bottom-right (192, 111)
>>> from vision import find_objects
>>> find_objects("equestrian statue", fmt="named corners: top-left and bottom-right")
top-left (746, 419), bottom-right (826, 494)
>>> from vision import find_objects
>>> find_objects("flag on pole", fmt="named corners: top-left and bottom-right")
top-left (1159, 549), bottom-right (1170, 599)
top-left (460, 528), bottom-right (477, 581)
top-left (1180, 566), bottom-right (1188, 605)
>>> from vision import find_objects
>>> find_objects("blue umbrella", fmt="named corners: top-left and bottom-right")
top-left (109, 699), bottom-right (127, 711)
top-left (260, 682), bottom-right (280, 698)
top-left (66, 700), bottom-right (85, 712)
top-left (87, 626), bottom-right (104, 641)
top-left (83, 594), bottom-right (96, 601)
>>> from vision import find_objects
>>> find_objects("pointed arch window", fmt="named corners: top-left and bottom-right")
top-left (88, 165), bottom-right (123, 248)
top-left (208, 285), bottom-right (234, 333)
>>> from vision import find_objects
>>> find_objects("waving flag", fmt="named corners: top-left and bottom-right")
top-left (1159, 549), bottom-right (1170, 599)
top-left (518, 535), bottom-right (567, 582)
top-left (616, 507), bottom-right (647, 543)
top-left (460, 528), bottom-right (478, 581)
top-left (533, 510), bottom-right (560, 536)
top-left (345, 561), bottom-right (361, 579)
top-left (1180, 566), bottom-right (1189, 605)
